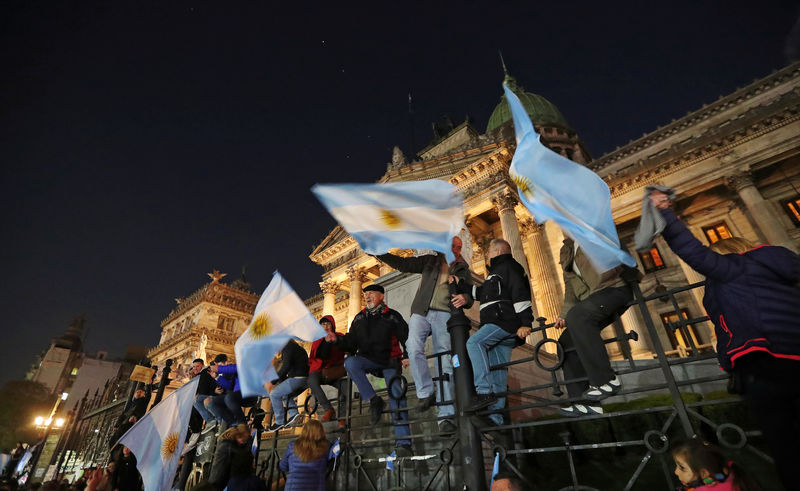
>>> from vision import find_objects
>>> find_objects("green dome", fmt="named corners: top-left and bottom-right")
top-left (486, 77), bottom-right (571, 133)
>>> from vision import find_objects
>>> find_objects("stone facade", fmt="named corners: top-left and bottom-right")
top-left (148, 270), bottom-right (259, 387)
top-left (306, 63), bottom-right (800, 366)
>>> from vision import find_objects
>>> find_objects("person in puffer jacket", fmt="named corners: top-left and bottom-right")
top-left (279, 419), bottom-right (332, 491)
top-left (307, 315), bottom-right (346, 423)
top-left (649, 189), bottom-right (800, 490)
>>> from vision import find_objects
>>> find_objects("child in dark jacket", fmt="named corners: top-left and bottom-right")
top-left (279, 420), bottom-right (331, 491)
top-left (649, 190), bottom-right (800, 490)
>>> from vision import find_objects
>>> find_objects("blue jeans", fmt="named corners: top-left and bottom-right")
top-left (268, 377), bottom-right (307, 425)
top-left (407, 310), bottom-right (454, 419)
top-left (209, 391), bottom-right (258, 426)
top-left (466, 323), bottom-right (516, 425)
top-left (193, 394), bottom-right (215, 423)
top-left (344, 355), bottom-right (410, 446)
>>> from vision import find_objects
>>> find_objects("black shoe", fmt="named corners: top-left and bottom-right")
top-left (369, 396), bottom-right (385, 425)
top-left (417, 394), bottom-right (436, 413)
top-left (466, 393), bottom-right (497, 412)
top-left (267, 423), bottom-right (284, 432)
top-left (438, 420), bottom-right (457, 435)
top-left (395, 444), bottom-right (413, 458)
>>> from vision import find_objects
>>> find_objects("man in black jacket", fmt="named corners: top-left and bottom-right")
top-left (326, 284), bottom-right (412, 454)
top-left (452, 239), bottom-right (533, 425)
top-left (191, 358), bottom-right (220, 432)
top-left (377, 236), bottom-right (472, 432)
top-left (266, 339), bottom-right (309, 430)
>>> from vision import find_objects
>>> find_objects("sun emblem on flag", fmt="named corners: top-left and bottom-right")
top-left (380, 209), bottom-right (402, 229)
top-left (161, 432), bottom-right (179, 459)
top-left (511, 173), bottom-right (535, 200)
top-left (250, 312), bottom-right (273, 339)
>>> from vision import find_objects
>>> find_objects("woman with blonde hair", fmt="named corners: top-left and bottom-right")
top-left (648, 190), bottom-right (800, 490)
top-left (279, 419), bottom-right (331, 491)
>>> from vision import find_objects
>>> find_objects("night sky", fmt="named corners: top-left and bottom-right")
top-left (3, 1), bottom-right (798, 383)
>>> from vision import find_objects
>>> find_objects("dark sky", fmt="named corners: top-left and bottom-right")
top-left (2, 1), bottom-right (798, 383)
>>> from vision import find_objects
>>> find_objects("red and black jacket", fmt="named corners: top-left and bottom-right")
top-left (334, 304), bottom-right (409, 367)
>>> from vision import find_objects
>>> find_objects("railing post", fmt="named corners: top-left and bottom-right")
top-left (153, 359), bottom-right (173, 406)
top-left (447, 285), bottom-right (487, 491)
top-left (630, 281), bottom-right (694, 436)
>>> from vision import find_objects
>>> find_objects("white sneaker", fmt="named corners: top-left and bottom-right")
top-left (582, 376), bottom-right (622, 401)
top-left (557, 404), bottom-right (603, 418)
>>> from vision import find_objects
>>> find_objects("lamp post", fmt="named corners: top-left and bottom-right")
top-left (27, 392), bottom-right (69, 483)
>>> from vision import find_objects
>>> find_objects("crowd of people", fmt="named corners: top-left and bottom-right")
top-left (7, 187), bottom-right (798, 490)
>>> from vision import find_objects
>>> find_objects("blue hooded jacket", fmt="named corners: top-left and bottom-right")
top-left (659, 208), bottom-right (800, 371)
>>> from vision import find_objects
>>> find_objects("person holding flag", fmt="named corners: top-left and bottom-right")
top-left (498, 77), bottom-right (640, 417)
top-left (325, 284), bottom-right (413, 456)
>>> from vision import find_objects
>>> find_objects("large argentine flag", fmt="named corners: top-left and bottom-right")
top-left (311, 180), bottom-right (464, 262)
top-left (235, 271), bottom-right (327, 397)
top-left (504, 83), bottom-right (635, 272)
top-left (117, 377), bottom-right (198, 491)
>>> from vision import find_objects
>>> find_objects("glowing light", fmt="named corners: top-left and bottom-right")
top-left (45, 418), bottom-right (52, 427)
top-left (34, 416), bottom-right (44, 426)
top-left (61, 392), bottom-right (69, 400)
top-left (55, 418), bottom-right (65, 427)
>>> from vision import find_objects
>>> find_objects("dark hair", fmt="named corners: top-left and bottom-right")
top-left (213, 354), bottom-right (228, 364)
top-left (192, 358), bottom-right (204, 365)
top-left (671, 439), bottom-right (761, 491)
top-left (491, 471), bottom-right (523, 490)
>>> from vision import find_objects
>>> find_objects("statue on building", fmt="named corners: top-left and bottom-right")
top-left (388, 146), bottom-right (407, 171)
top-left (196, 332), bottom-right (208, 363)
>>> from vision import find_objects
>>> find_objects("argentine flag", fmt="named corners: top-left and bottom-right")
top-left (235, 271), bottom-right (327, 397)
top-left (312, 180), bottom-right (464, 262)
top-left (117, 377), bottom-right (198, 491)
top-left (503, 83), bottom-right (635, 272)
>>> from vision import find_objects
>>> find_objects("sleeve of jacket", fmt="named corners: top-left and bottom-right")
top-left (333, 324), bottom-right (359, 354)
top-left (308, 339), bottom-right (323, 373)
top-left (559, 274), bottom-right (578, 319)
top-left (659, 209), bottom-right (742, 281)
top-left (389, 310), bottom-right (409, 358)
top-left (452, 261), bottom-right (475, 309)
top-left (272, 344), bottom-right (293, 384)
top-left (208, 442), bottom-right (232, 486)
top-left (376, 253), bottom-right (431, 274)
top-left (279, 443), bottom-right (292, 473)
top-left (510, 265), bottom-right (534, 327)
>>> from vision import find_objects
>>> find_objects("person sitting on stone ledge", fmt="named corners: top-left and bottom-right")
top-left (555, 237), bottom-right (640, 417)
top-left (307, 315), bottom-right (346, 424)
top-left (326, 284), bottom-right (412, 456)
top-left (451, 238), bottom-right (533, 426)
top-left (376, 235), bottom-right (472, 434)
top-left (266, 339), bottom-right (309, 431)
top-left (190, 357), bottom-right (220, 434)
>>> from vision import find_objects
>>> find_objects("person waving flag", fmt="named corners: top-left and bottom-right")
top-left (503, 82), bottom-right (635, 272)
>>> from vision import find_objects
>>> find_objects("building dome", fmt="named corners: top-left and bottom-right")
top-left (486, 76), bottom-right (571, 133)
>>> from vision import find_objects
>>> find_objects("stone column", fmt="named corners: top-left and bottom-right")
top-left (619, 307), bottom-right (652, 358)
top-left (726, 171), bottom-right (796, 250)
top-left (674, 256), bottom-right (716, 347)
top-left (492, 192), bottom-right (530, 276)
top-left (319, 280), bottom-right (340, 317)
top-left (520, 218), bottom-right (563, 327)
top-left (346, 267), bottom-right (367, 327)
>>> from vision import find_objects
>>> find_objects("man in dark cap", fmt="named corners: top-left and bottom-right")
top-left (326, 284), bottom-right (412, 455)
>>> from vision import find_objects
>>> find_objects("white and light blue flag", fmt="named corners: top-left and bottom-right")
top-left (329, 438), bottom-right (341, 459)
top-left (311, 180), bottom-right (464, 262)
top-left (490, 451), bottom-right (500, 486)
top-left (235, 271), bottom-right (327, 397)
top-left (503, 83), bottom-right (635, 272)
top-left (117, 377), bottom-right (198, 491)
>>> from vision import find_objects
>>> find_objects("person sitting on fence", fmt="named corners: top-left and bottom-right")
top-left (208, 356), bottom-right (259, 428)
top-left (109, 389), bottom-right (148, 448)
top-left (266, 339), bottom-right (310, 431)
top-left (207, 424), bottom-right (263, 491)
top-left (451, 238), bottom-right (533, 425)
top-left (307, 315), bottom-right (346, 423)
top-left (671, 438), bottom-right (761, 491)
top-left (649, 189), bottom-right (800, 490)
top-left (326, 284), bottom-right (412, 456)
top-left (554, 236), bottom-right (640, 417)
top-left (279, 419), bottom-right (333, 491)
top-left (190, 358), bottom-right (220, 433)
top-left (376, 236), bottom-right (472, 433)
